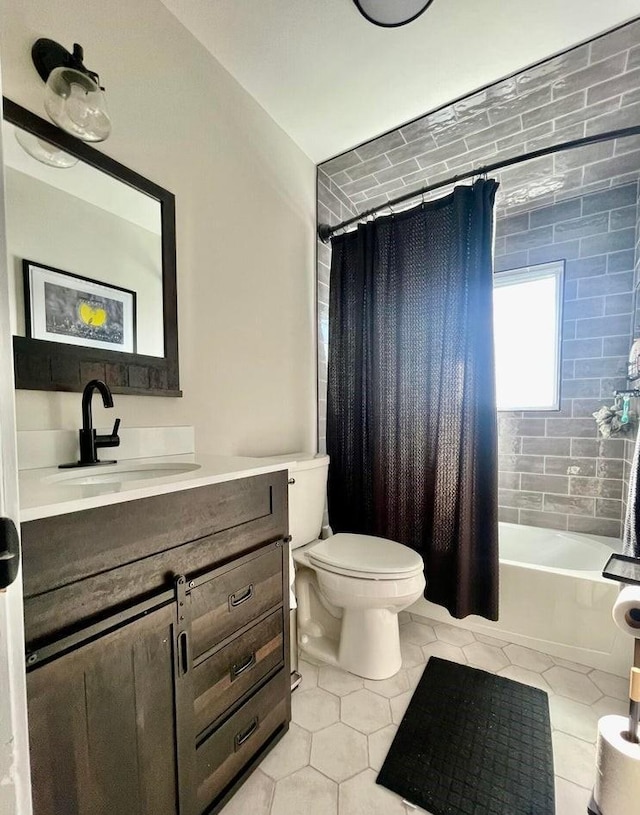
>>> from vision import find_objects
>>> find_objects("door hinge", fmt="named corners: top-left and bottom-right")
top-left (0, 518), bottom-right (19, 590)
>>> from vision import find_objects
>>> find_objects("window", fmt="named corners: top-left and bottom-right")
top-left (493, 261), bottom-right (564, 412)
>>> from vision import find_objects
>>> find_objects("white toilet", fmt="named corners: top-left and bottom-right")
top-left (288, 454), bottom-right (425, 680)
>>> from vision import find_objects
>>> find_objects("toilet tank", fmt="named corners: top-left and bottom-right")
top-left (288, 454), bottom-right (329, 550)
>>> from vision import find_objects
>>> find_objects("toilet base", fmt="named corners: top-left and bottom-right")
top-left (339, 607), bottom-right (402, 679)
top-left (299, 607), bottom-right (403, 680)
top-left (298, 633), bottom-right (340, 669)
top-left (295, 561), bottom-right (423, 680)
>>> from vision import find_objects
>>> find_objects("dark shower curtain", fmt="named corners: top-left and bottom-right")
top-left (326, 179), bottom-right (500, 620)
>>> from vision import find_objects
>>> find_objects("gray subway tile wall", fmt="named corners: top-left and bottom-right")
top-left (621, 181), bottom-right (640, 529)
top-left (317, 20), bottom-right (640, 536)
top-left (494, 182), bottom-right (637, 536)
top-left (319, 20), bottom-right (640, 220)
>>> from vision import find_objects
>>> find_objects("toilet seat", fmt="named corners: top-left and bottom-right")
top-left (306, 533), bottom-right (424, 581)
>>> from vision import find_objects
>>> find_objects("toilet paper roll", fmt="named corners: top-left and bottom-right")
top-left (594, 715), bottom-right (640, 815)
top-left (612, 585), bottom-right (640, 638)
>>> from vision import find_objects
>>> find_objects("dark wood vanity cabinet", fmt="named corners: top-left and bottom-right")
top-left (28, 602), bottom-right (179, 815)
top-left (21, 470), bottom-right (291, 815)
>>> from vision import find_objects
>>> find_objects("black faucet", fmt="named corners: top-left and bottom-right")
top-left (59, 379), bottom-right (120, 468)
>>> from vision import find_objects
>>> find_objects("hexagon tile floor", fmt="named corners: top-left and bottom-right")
top-left (220, 613), bottom-right (629, 815)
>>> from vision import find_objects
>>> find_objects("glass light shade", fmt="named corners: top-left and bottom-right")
top-left (353, 0), bottom-right (435, 26)
top-left (14, 128), bottom-right (78, 168)
top-left (44, 66), bottom-right (111, 142)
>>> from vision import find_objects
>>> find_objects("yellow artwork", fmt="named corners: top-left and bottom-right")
top-left (79, 302), bottom-right (108, 327)
top-left (25, 259), bottom-right (136, 352)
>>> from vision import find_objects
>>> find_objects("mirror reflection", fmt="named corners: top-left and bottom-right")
top-left (3, 120), bottom-right (165, 358)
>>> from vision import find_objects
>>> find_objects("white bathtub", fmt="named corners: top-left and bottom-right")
top-left (413, 522), bottom-right (631, 676)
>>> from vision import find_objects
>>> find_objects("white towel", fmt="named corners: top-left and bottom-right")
top-left (623, 438), bottom-right (640, 558)
top-left (288, 546), bottom-right (297, 609)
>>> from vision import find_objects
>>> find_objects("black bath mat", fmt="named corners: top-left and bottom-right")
top-left (377, 657), bottom-right (555, 815)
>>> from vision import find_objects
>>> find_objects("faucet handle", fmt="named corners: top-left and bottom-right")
top-left (95, 418), bottom-right (121, 450)
top-left (109, 418), bottom-right (121, 446)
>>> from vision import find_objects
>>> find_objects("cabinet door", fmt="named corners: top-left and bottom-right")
top-left (27, 602), bottom-right (179, 815)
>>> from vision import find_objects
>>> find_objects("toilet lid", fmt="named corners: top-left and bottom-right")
top-left (307, 533), bottom-right (423, 576)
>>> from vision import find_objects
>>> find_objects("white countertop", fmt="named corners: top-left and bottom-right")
top-left (19, 453), bottom-right (297, 522)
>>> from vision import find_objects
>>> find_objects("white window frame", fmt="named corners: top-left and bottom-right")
top-left (493, 260), bottom-right (564, 413)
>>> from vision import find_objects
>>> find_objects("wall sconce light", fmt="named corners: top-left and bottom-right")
top-left (31, 38), bottom-right (111, 142)
top-left (14, 129), bottom-right (79, 168)
top-left (352, 0), bottom-right (436, 27)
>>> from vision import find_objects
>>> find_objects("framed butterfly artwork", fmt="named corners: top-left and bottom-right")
top-left (22, 259), bottom-right (137, 353)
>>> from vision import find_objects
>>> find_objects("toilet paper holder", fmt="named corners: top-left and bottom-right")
top-left (589, 556), bottom-right (640, 814)
top-left (588, 666), bottom-right (640, 815)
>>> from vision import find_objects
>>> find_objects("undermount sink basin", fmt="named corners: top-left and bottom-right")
top-left (46, 462), bottom-right (201, 487)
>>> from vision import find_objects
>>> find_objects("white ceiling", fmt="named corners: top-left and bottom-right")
top-left (160, 0), bottom-right (640, 163)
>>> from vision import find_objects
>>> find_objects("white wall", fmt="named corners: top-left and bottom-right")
top-left (1, 0), bottom-right (317, 457)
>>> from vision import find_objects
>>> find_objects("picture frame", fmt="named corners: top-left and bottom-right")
top-left (23, 260), bottom-right (137, 354)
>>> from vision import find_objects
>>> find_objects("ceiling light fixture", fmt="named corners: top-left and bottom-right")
top-left (31, 38), bottom-right (111, 142)
top-left (352, 0), bottom-right (436, 27)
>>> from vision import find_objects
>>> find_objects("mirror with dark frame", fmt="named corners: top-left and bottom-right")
top-left (2, 97), bottom-right (180, 396)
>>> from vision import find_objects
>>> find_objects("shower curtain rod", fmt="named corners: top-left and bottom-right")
top-left (318, 124), bottom-right (640, 242)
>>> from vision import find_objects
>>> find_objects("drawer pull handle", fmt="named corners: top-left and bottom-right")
top-left (234, 716), bottom-right (259, 750)
top-left (229, 584), bottom-right (254, 609)
top-left (231, 652), bottom-right (256, 680)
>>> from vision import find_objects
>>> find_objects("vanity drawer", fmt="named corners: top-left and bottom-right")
top-left (193, 610), bottom-right (284, 736)
top-left (190, 547), bottom-right (283, 660)
top-left (196, 669), bottom-right (288, 813)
